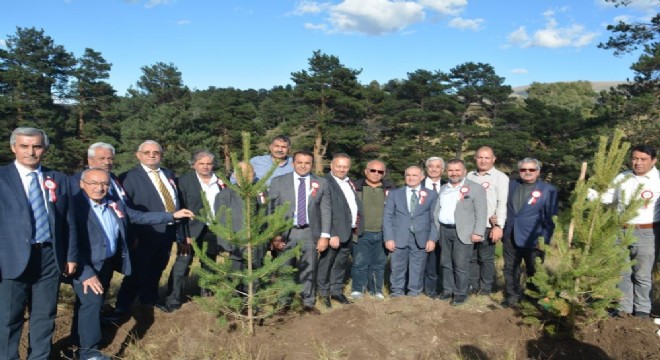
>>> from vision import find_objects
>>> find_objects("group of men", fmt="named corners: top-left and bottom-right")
top-left (0, 127), bottom-right (657, 360)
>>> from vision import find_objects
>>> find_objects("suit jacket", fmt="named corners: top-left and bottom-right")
top-left (73, 192), bottom-right (176, 282)
top-left (504, 179), bottom-right (558, 248)
top-left (0, 163), bottom-right (77, 279)
top-left (178, 171), bottom-right (225, 239)
top-left (325, 174), bottom-right (363, 243)
top-left (119, 165), bottom-right (182, 243)
top-left (383, 186), bottom-right (439, 249)
top-left (71, 169), bottom-right (128, 204)
top-left (213, 187), bottom-right (267, 253)
top-left (433, 179), bottom-right (488, 245)
top-left (268, 172), bottom-right (331, 241)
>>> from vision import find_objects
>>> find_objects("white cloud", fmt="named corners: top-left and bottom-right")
top-left (176, 19), bottom-right (190, 25)
top-left (418, 0), bottom-right (467, 16)
top-left (506, 10), bottom-right (598, 48)
top-left (145, 0), bottom-right (174, 9)
top-left (613, 15), bottom-right (631, 23)
top-left (447, 17), bottom-right (484, 31)
top-left (297, 0), bottom-right (475, 35)
top-left (510, 68), bottom-right (528, 74)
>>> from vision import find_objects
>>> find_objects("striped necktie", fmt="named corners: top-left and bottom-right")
top-left (297, 177), bottom-right (307, 226)
top-left (151, 170), bottom-right (176, 212)
top-left (28, 172), bottom-right (50, 243)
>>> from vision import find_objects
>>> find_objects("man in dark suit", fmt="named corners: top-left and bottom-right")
top-left (0, 127), bottom-right (77, 360)
top-left (422, 156), bottom-right (446, 298)
top-left (158, 150), bottom-right (224, 312)
top-left (317, 153), bottom-right (362, 308)
top-left (71, 168), bottom-right (192, 360)
top-left (502, 158), bottom-right (558, 308)
top-left (269, 150), bottom-right (332, 313)
top-left (433, 159), bottom-right (487, 305)
top-left (113, 140), bottom-right (183, 316)
top-left (384, 166), bottom-right (439, 297)
top-left (70, 142), bottom-right (128, 204)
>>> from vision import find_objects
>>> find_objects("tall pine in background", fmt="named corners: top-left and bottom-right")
top-left (523, 130), bottom-right (644, 334)
top-left (193, 132), bottom-right (300, 335)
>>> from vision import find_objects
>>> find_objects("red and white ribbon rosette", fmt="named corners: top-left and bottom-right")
top-left (419, 190), bottom-right (428, 205)
top-left (258, 192), bottom-right (266, 204)
top-left (310, 180), bottom-right (320, 197)
top-left (43, 177), bottom-right (57, 203)
top-left (108, 202), bottom-right (125, 218)
top-left (481, 182), bottom-right (490, 190)
top-left (217, 179), bottom-right (226, 189)
top-left (459, 186), bottom-right (469, 200)
top-left (641, 190), bottom-right (653, 208)
top-left (168, 178), bottom-right (177, 189)
top-left (348, 180), bottom-right (356, 192)
top-left (528, 190), bottom-right (542, 205)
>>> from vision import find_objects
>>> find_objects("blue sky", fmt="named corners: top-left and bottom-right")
top-left (1, 0), bottom-right (658, 95)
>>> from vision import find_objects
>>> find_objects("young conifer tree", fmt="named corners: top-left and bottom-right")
top-left (522, 130), bottom-right (644, 334)
top-left (193, 132), bottom-right (300, 334)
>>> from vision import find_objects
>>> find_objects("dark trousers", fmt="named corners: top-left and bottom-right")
top-left (0, 244), bottom-right (59, 360)
top-left (389, 235), bottom-right (427, 296)
top-left (116, 236), bottom-right (172, 312)
top-left (317, 239), bottom-right (352, 296)
top-left (469, 228), bottom-right (495, 293)
top-left (423, 244), bottom-right (442, 296)
top-left (276, 227), bottom-right (318, 306)
top-left (165, 230), bottom-right (219, 307)
top-left (503, 235), bottom-right (543, 301)
top-left (71, 258), bottom-right (115, 360)
top-left (440, 225), bottom-right (473, 298)
top-left (351, 231), bottom-right (387, 294)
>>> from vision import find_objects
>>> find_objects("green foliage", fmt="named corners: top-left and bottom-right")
top-left (192, 132), bottom-right (300, 334)
top-left (522, 130), bottom-right (644, 334)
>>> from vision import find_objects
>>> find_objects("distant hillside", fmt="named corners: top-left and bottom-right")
top-left (511, 81), bottom-right (627, 98)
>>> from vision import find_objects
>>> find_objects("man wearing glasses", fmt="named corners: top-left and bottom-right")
top-left (350, 160), bottom-right (395, 299)
top-left (502, 158), bottom-right (558, 308)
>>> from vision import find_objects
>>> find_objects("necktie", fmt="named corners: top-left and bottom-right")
top-left (409, 189), bottom-right (418, 214)
top-left (151, 170), bottom-right (176, 212)
top-left (432, 183), bottom-right (437, 193)
top-left (28, 172), bottom-right (50, 242)
top-left (297, 177), bottom-right (307, 226)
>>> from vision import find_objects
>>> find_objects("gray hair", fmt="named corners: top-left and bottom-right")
top-left (80, 168), bottom-right (110, 182)
top-left (137, 140), bottom-right (162, 152)
top-left (405, 165), bottom-right (424, 176)
top-left (87, 142), bottom-right (116, 157)
top-left (10, 127), bottom-right (49, 148)
top-left (189, 149), bottom-right (216, 166)
top-left (518, 158), bottom-right (542, 170)
top-left (425, 156), bottom-right (445, 169)
top-left (446, 158), bottom-right (466, 170)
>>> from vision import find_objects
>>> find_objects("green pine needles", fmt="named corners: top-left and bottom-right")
top-left (192, 132), bottom-right (301, 335)
top-left (523, 130), bottom-right (644, 334)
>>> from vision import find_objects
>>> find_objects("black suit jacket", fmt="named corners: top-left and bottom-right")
top-left (0, 163), bottom-right (77, 279)
top-left (325, 174), bottom-right (363, 243)
top-left (119, 165), bottom-right (182, 243)
top-left (178, 171), bottom-right (225, 239)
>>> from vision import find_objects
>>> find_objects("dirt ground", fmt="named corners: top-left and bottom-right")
top-left (40, 286), bottom-right (660, 360)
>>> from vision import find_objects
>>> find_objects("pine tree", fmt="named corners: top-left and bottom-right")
top-left (192, 132), bottom-right (300, 334)
top-left (522, 130), bottom-right (645, 334)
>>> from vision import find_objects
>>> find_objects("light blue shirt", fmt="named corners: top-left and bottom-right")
top-left (89, 197), bottom-right (120, 259)
top-left (249, 154), bottom-right (294, 187)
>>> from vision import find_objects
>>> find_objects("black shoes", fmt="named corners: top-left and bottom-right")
top-left (330, 294), bottom-right (352, 304)
top-left (450, 297), bottom-right (467, 306)
top-left (323, 297), bottom-right (332, 309)
top-left (436, 293), bottom-right (452, 301)
top-left (302, 305), bottom-right (321, 315)
top-left (155, 302), bottom-right (181, 313)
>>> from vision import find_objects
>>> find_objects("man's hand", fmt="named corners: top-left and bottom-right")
top-left (488, 215), bottom-right (498, 227)
top-left (271, 235), bottom-right (286, 251)
top-left (385, 240), bottom-right (396, 252)
top-left (173, 209), bottom-right (195, 219)
top-left (329, 236), bottom-right (340, 249)
top-left (317, 237), bottom-right (329, 253)
top-left (64, 262), bottom-right (77, 277)
top-left (470, 234), bottom-right (483, 243)
top-left (82, 275), bottom-right (104, 295)
top-left (489, 226), bottom-right (503, 243)
top-left (425, 240), bottom-right (436, 252)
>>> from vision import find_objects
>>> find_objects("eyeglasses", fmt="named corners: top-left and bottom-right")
top-left (519, 168), bottom-right (538, 173)
top-left (368, 169), bottom-right (385, 175)
top-left (140, 151), bottom-right (161, 156)
top-left (82, 180), bottom-right (110, 187)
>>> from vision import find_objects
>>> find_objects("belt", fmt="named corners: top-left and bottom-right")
top-left (31, 242), bottom-right (52, 249)
top-left (293, 224), bottom-right (309, 229)
top-left (440, 223), bottom-right (456, 229)
top-left (623, 222), bottom-right (659, 230)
